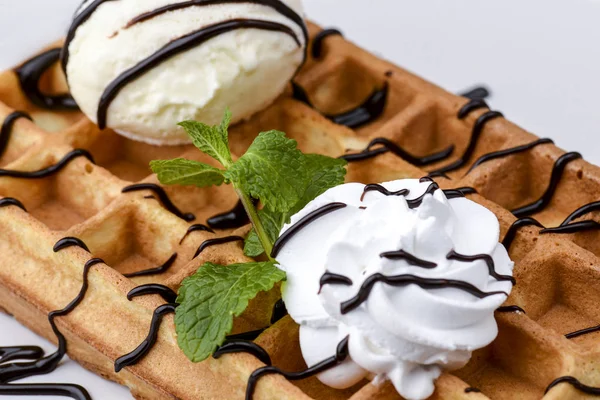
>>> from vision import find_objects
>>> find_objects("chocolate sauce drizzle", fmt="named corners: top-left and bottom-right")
top-left (331, 273), bottom-right (507, 314)
top-left (53, 237), bottom-right (91, 253)
top-left (122, 184), bottom-right (195, 222)
top-left (380, 250), bottom-right (437, 269)
top-left (545, 376), bottom-right (600, 395)
top-left (207, 200), bottom-right (250, 230)
top-left (123, 253), bottom-right (178, 278)
top-left (0, 111), bottom-right (32, 158)
top-left (464, 387), bottom-right (482, 393)
top-left (496, 305), bottom-right (526, 314)
top-left (361, 183), bottom-right (409, 201)
top-left (465, 138), bottom-right (554, 175)
top-left (127, 284), bottom-right (178, 303)
top-left (457, 99), bottom-right (489, 120)
top-left (246, 336), bottom-right (350, 400)
top-left (427, 171), bottom-right (451, 180)
top-left (319, 272), bottom-right (353, 292)
top-left (511, 152), bottom-right (582, 218)
top-left (442, 187), bottom-right (478, 199)
top-left (447, 250), bottom-right (515, 284)
top-left (0, 237), bottom-right (99, 399)
top-left (16, 49), bottom-right (78, 111)
top-left (179, 224), bottom-right (215, 244)
top-left (193, 236), bottom-right (245, 259)
top-left (0, 149), bottom-right (94, 179)
top-left (292, 82), bottom-right (389, 129)
top-left (213, 340), bottom-right (272, 366)
top-left (430, 111), bottom-right (504, 175)
top-left (340, 137), bottom-right (454, 165)
top-left (501, 218), bottom-right (544, 250)
top-left (0, 197), bottom-right (27, 212)
top-left (564, 324), bottom-right (600, 339)
top-left (312, 28), bottom-right (343, 58)
top-left (540, 201), bottom-right (600, 235)
top-left (114, 303), bottom-right (178, 372)
top-left (406, 183), bottom-right (440, 209)
top-left (459, 86), bottom-right (490, 101)
top-left (271, 202), bottom-right (347, 258)
top-left (98, 19), bottom-right (302, 129)
top-left (121, 0), bottom-right (308, 47)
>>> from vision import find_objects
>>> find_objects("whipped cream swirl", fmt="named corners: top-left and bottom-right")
top-left (276, 179), bottom-right (514, 400)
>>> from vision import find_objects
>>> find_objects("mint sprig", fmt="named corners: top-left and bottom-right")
top-left (151, 109), bottom-right (346, 362)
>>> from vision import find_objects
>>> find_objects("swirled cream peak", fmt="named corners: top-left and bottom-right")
top-left (64, 0), bottom-right (306, 145)
top-left (276, 179), bottom-right (514, 400)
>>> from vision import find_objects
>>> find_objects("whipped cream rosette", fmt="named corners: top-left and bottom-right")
top-left (275, 179), bottom-right (514, 400)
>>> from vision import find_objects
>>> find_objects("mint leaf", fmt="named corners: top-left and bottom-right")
top-left (244, 208), bottom-right (286, 257)
top-left (175, 261), bottom-right (285, 362)
top-left (150, 158), bottom-right (225, 187)
top-left (178, 110), bottom-right (233, 167)
top-left (292, 154), bottom-right (347, 215)
top-left (225, 131), bottom-right (307, 213)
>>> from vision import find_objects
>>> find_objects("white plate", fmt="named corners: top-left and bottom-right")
top-left (1, 1), bottom-right (600, 399)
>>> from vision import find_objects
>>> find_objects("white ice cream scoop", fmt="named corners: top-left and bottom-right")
top-left (62, 0), bottom-right (307, 145)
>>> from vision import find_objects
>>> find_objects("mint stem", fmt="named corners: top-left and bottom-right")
top-left (234, 187), bottom-right (274, 261)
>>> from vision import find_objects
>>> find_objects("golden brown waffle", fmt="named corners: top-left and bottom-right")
top-left (1, 22), bottom-right (600, 400)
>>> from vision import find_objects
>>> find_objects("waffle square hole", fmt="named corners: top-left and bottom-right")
top-left (296, 57), bottom-right (417, 136)
top-left (71, 201), bottom-right (188, 283)
top-left (87, 129), bottom-right (193, 183)
top-left (0, 152), bottom-right (112, 231)
top-left (514, 244), bottom-right (600, 348)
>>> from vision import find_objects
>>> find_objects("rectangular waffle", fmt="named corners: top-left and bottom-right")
top-left (1, 22), bottom-right (600, 400)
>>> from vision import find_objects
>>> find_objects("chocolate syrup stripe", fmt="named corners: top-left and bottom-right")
top-left (214, 336), bottom-right (350, 400)
top-left (271, 202), bottom-right (347, 258)
top-left (0, 111), bottom-right (33, 158)
top-left (561, 201), bottom-right (600, 226)
top-left (380, 250), bottom-right (437, 269)
top-left (292, 81), bottom-right (389, 129)
top-left (114, 303), bottom-right (178, 372)
top-left (123, 253), bottom-right (177, 278)
top-left (16, 49), bottom-right (78, 111)
top-left (180, 224), bottom-right (215, 244)
top-left (331, 273), bottom-right (508, 314)
top-left (340, 137), bottom-right (454, 166)
top-left (465, 138), bottom-right (555, 175)
top-left (459, 86), bottom-right (490, 101)
top-left (122, 183), bottom-right (195, 221)
top-left (430, 111), bottom-right (504, 175)
top-left (207, 200), bottom-right (250, 230)
top-left (319, 272), bottom-right (353, 292)
top-left (457, 99), bottom-right (489, 120)
top-left (447, 250), bottom-right (515, 284)
top-left (193, 236), bottom-right (244, 259)
top-left (511, 152), bottom-right (582, 218)
top-left (312, 28), bottom-right (343, 58)
top-left (122, 0), bottom-right (308, 46)
top-left (0, 149), bottom-right (94, 179)
top-left (564, 324), bottom-right (600, 339)
top-left (496, 305), bottom-right (526, 313)
top-left (361, 183), bottom-right (409, 201)
top-left (0, 238), bottom-right (99, 399)
top-left (127, 284), bottom-right (178, 303)
top-left (98, 19), bottom-right (302, 129)
top-left (545, 376), bottom-right (600, 395)
top-left (53, 237), bottom-right (91, 253)
top-left (0, 197), bottom-right (27, 212)
top-left (502, 218), bottom-right (544, 250)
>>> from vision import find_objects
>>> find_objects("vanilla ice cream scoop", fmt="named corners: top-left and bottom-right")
top-left (62, 0), bottom-right (307, 145)
top-left (275, 179), bottom-right (514, 400)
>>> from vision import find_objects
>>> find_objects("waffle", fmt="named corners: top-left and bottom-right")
top-left (1, 21), bottom-right (600, 400)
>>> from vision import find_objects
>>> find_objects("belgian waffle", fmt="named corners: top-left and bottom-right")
top-left (1, 21), bottom-right (600, 400)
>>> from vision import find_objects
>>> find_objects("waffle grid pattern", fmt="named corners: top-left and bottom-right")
top-left (1, 23), bottom-right (600, 399)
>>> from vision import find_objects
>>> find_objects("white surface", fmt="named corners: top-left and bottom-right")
top-left (0, 0), bottom-right (599, 398)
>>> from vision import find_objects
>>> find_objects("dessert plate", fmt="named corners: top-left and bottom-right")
top-left (0, 0), bottom-right (599, 399)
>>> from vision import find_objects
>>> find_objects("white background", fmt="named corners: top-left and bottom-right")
top-left (0, 0), bottom-right (599, 398)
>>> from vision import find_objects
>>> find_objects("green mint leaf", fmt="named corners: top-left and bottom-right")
top-left (291, 154), bottom-right (347, 215)
top-left (244, 208), bottom-right (286, 257)
top-left (175, 261), bottom-right (285, 362)
top-left (178, 110), bottom-right (233, 167)
top-left (150, 158), bottom-right (225, 187)
top-left (224, 131), bottom-right (307, 213)
top-left (219, 108), bottom-right (232, 145)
